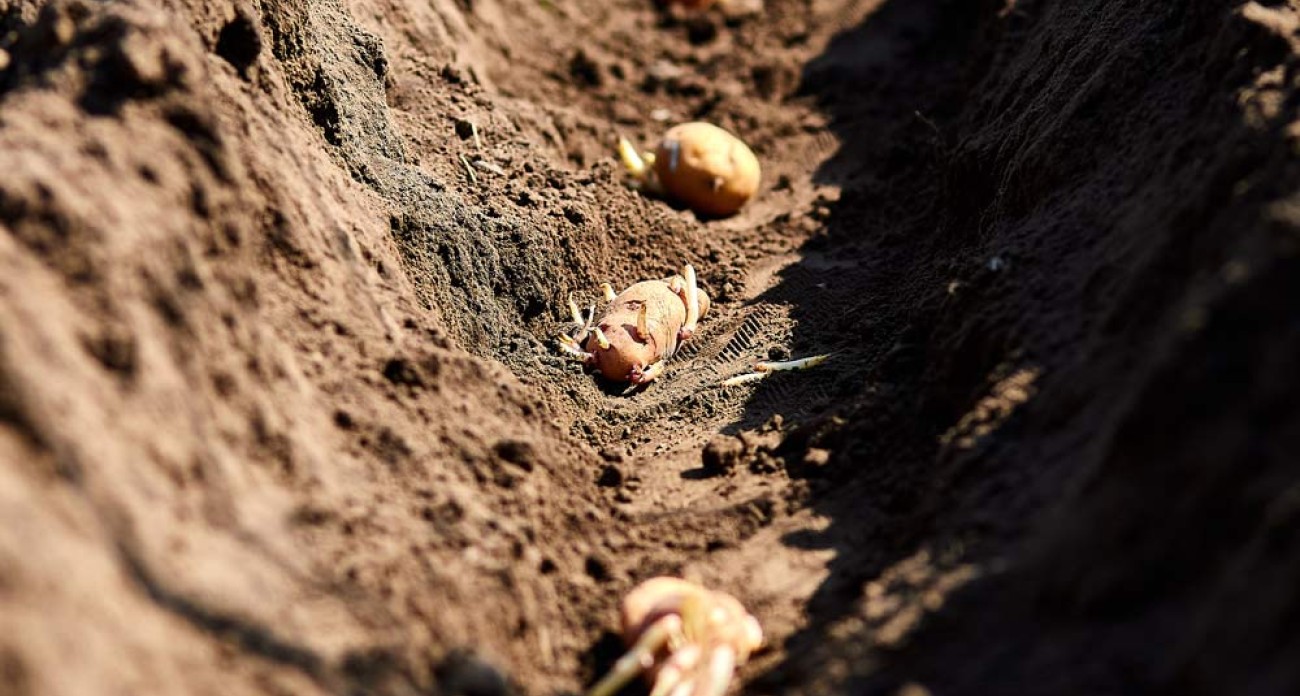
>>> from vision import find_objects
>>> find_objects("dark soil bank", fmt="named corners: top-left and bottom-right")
top-left (1, 0), bottom-right (1297, 695)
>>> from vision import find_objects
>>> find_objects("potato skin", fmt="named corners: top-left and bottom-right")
top-left (583, 278), bottom-right (711, 382)
top-left (654, 122), bottom-right (761, 217)
top-left (619, 577), bottom-right (762, 659)
top-left (587, 281), bottom-right (678, 381)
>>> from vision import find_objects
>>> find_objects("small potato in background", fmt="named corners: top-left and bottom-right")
top-left (655, 122), bottom-right (762, 217)
top-left (620, 122), bottom-right (761, 217)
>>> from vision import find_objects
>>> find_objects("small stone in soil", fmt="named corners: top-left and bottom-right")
top-left (701, 435), bottom-right (744, 475)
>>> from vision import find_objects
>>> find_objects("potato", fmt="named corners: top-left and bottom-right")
top-left (653, 122), bottom-right (761, 217)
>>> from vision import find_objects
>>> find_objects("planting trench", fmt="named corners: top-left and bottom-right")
top-left (1, 0), bottom-right (1299, 695)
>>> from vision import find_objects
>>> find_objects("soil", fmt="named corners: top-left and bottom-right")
top-left (1, 0), bottom-right (1298, 695)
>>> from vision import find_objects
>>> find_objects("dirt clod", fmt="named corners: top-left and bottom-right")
top-left (568, 49), bottom-right (602, 88)
top-left (214, 12), bottom-right (260, 77)
top-left (454, 118), bottom-right (476, 140)
top-left (2, 0), bottom-right (1299, 695)
top-left (493, 439), bottom-right (537, 472)
top-left (596, 465), bottom-right (624, 488)
top-left (435, 651), bottom-right (513, 696)
top-left (701, 434), bottom-right (744, 475)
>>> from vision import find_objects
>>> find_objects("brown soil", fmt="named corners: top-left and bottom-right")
top-left (2, 0), bottom-right (1298, 694)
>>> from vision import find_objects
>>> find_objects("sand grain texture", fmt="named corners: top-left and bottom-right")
top-left (1, 0), bottom-right (1297, 694)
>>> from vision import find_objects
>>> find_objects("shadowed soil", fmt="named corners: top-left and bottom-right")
top-left (1, 0), bottom-right (1298, 695)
